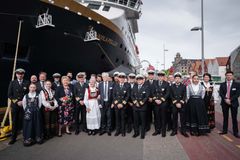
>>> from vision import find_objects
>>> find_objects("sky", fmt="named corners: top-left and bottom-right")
top-left (136, 0), bottom-right (240, 70)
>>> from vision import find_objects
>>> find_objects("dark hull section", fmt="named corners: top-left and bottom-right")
top-left (0, 0), bottom-right (136, 106)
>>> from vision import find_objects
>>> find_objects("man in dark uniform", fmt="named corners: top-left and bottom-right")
top-left (131, 74), bottom-right (150, 139)
top-left (52, 73), bottom-right (61, 91)
top-left (74, 72), bottom-right (88, 135)
top-left (145, 70), bottom-right (156, 132)
top-left (152, 71), bottom-right (170, 137)
top-left (111, 71), bottom-right (119, 131)
top-left (170, 72), bottom-right (189, 137)
top-left (219, 71), bottom-right (240, 138)
top-left (112, 72), bottom-right (130, 137)
top-left (8, 68), bottom-right (30, 145)
top-left (36, 71), bottom-right (47, 93)
top-left (166, 74), bottom-right (174, 131)
top-left (126, 73), bottom-right (136, 133)
top-left (99, 72), bottom-right (113, 136)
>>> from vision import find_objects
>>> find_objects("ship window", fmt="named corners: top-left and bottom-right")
top-left (115, 58), bottom-right (119, 63)
top-left (122, 60), bottom-right (124, 64)
top-left (120, 44), bottom-right (123, 48)
top-left (124, 47), bottom-right (127, 51)
top-left (1, 43), bottom-right (29, 59)
top-left (103, 6), bottom-right (110, 11)
top-left (87, 4), bottom-right (101, 10)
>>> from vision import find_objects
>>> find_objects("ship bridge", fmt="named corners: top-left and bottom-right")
top-left (78, 0), bottom-right (142, 19)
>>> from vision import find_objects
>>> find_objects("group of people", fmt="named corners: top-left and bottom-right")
top-left (7, 68), bottom-right (240, 147)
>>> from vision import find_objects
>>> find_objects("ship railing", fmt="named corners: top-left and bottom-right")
top-left (81, 0), bottom-right (142, 13)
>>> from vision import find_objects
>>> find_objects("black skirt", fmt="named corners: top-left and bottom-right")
top-left (186, 97), bottom-right (210, 134)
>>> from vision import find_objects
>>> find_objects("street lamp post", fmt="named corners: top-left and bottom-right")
top-left (191, 0), bottom-right (205, 76)
top-left (163, 44), bottom-right (168, 70)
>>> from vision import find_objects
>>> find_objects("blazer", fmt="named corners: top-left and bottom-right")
top-left (55, 85), bottom-right (75, 106)
top-left (98, 81), bottom-right (113, 106)
top-left (219, 80), bottom-right (240, 107)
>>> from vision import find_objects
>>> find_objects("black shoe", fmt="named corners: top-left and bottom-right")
top-left (75, 130), bottom-right (80, 135)
top-left (82, 128), bottom-right (88, 133)
top-left (88, 131), bottom-right (92, 136)
top-left (181, 132), bottom-right (189, 138)
top-left (152, 131), bottom-right (160, 136)
top-left (8, 139), bottom-right (16, 145)
top-left (132, 133), bottom-right (140, 138)
top-left (234, 133), bottom-right (240, 138)
top-left (92, 131), bottom-right (98, 136)
top-left (37, 140), bottom-right (43, 145)
top-left (167, 127), bottom-right (172, 132)
top-left (57, 134), bottom-right (62, 137)
top-left (162, 133), bottom-right (166, 137)
top-left (122, 133), bottom-right (126, 137)
top-left (140, 135), bottom-right (145, 139)
top-left (115, 132), bottom-right (120, 136)
top-left (190, 132), bottom-right (195, 136)
top-left (66, 132), bottom-right (72, 135)
top-left (170, 131), bottom-right (177, 136)
top-left (107, 132), bottom-right (112, 136)
top-left (127, 128), bottom-right (132, 133)
top-left (219, 131), bottom-right (227, 135)
top-left (99, 131), bottom-right (106, 136)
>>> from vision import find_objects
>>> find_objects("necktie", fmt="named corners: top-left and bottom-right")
top-left (104, 82), bottom-right (107, 99)
top-left (227, 81), bottom-right (231, 99)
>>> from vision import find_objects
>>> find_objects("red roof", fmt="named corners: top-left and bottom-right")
top-left (216, 57), bottom-right (229, 66)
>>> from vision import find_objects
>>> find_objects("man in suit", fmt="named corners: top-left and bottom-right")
top-left (112, 72), bottom-right (130, 137)
top-left (98, 72), bottom-right (113, 136)
top-left (219, 71), bottom-right (240, 138)
top-left (74, 72), bottom-right (88, 135)
top-left (145, 70), bottom-right (156, 132)
top-left (8, 68), bottom-right (30, 145)
top-left (52, 73), bottom-right (61, 91)
top-left (170, 72), bottom-right (189, 137)
top-left (36, 71), bottom-right (47, 93)
top-left (166, 74), bottom-right (174, 131)
top-left (152, 71), bottom-right (170, 137)
top-left (131, 74), bottom-right (150, 139)
top-left (126, 73), bottom-right (136, 133)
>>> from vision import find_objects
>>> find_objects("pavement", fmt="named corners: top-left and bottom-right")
top-left (0, 102), bottom-right (240, 160)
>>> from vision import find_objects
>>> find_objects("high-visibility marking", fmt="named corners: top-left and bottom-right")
top-left (222, 135), bottom-right (233, 142)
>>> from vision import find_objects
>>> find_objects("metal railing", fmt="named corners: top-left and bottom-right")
top-left (81, 0), bottom-right (142, 12)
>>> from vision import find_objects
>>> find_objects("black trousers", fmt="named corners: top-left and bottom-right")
top-left (166, 102), bottom-right (173, 130)
top-left (133, 110), bottom-right (146, 136)
top-left (11, 103), bottom-right (23, 140)
top-left (75, 104), bottom-right (87, 131)
top-left (115, 107), bottom-right (126, 133)
top-left (172, 105), bottom-right (186, 132)
top-left (147, 102), bottom-right (154, 129)
top-left (154, 102), bottom-right (167, 134)
top-left (222, 104), bottom-right (239, 134)
top-left (44, 110), bottom-right (57, 136)
top-left (126, 105), bottom-right (133, 129)
top-left (100, 101), bottom-right (112, 132)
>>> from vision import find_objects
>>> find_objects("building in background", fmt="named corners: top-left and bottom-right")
top-left (229, 45), bottom-right (240, 82)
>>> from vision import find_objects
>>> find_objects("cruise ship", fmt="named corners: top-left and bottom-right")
top-left (0, 0), bottom-right (142, 106)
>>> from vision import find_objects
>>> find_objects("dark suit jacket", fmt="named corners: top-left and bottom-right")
top-left (74, 82), bottom-right (88, 101)
top-left (112, 83), bottom-right (130, 106)
top-left (131, 83), bottom-right (150, 111)
top-left (219, 80), bottom-right (240, 107)
top-left (36, 81), bottom-right (45, 93)
top-left (152, 80), bottom-right (170, 104)
top-left (55, 85), bottom-right (75, 106)
top-left (145, 79), bottom-right (156, 98)
top-left (8, 79), bottom-right (30, 104)
top-left (170, 83), bottom-right (186, 105)
top-left (98, 81), bottom-right (113, 106)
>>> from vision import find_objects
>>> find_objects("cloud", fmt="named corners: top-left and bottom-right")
top-left (135, 0), bottom-right (240, 70)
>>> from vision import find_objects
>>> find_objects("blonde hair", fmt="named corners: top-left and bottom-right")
top-left (61, 76), bottom-right (70, 82)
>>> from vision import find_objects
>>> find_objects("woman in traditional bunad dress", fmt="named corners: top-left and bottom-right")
top-left (201, 73), bottom-right (219, 130)
top-left (22, 83), bottom-right (43, 146)
top-left (84, 78), bottom-right (101, 136)
top-left (186, 75), bottom-right (210, 136)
